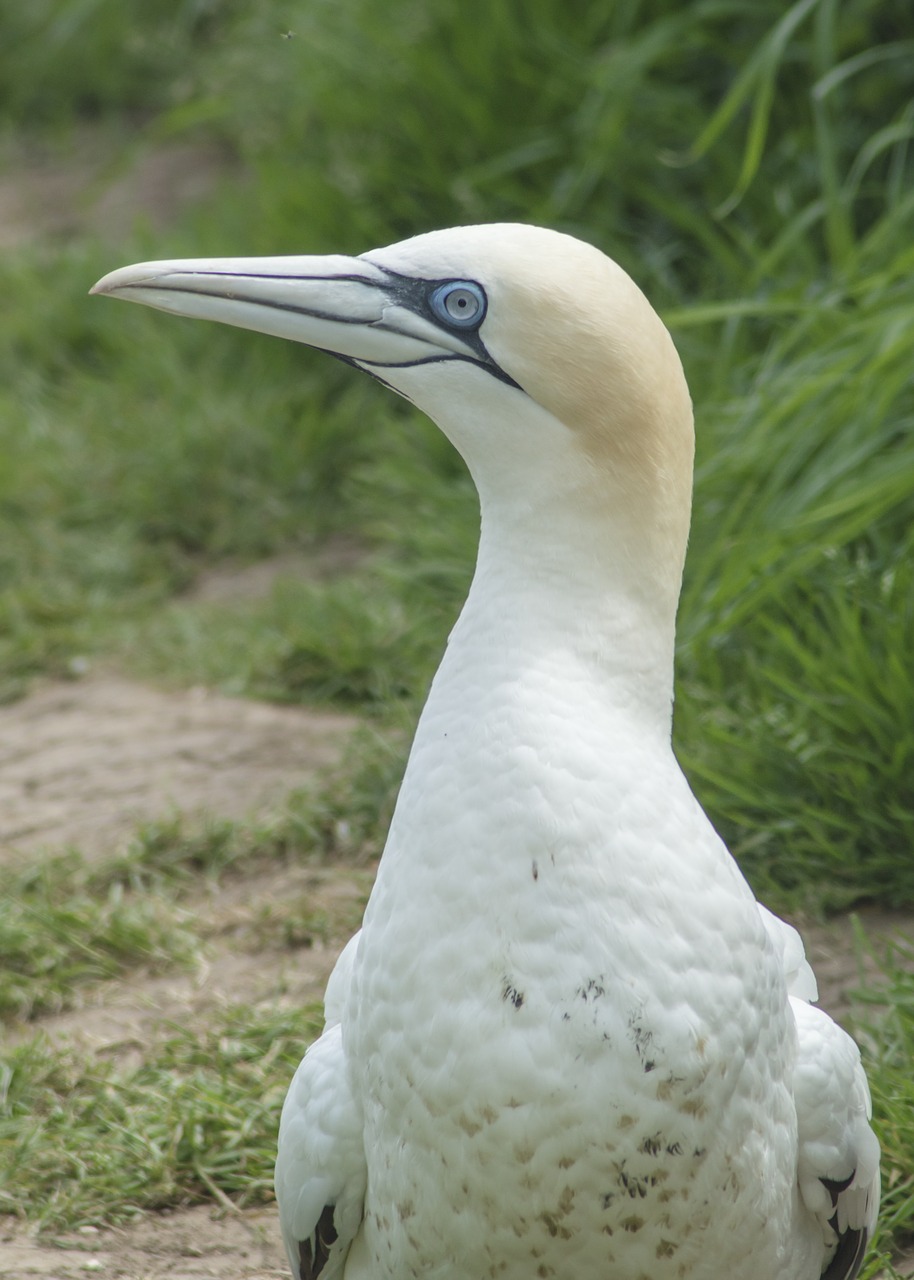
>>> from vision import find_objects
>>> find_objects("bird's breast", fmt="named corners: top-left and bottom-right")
top-left (348, 889), bottom-right (796, 1280)
top-left (343, 638), bottom-right (797, 1277)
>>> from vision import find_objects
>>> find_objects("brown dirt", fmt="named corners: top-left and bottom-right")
top-left (0, 1207), bottom-right (286, 1280)
top-left (0, 674), bottom-right (352, 865)
top-left (187, 540), bottom-right (368, 606)
top-left (800, 908), bottom-right (913, 1022)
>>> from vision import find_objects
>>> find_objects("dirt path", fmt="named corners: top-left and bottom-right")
top-left (0, 1205), bottom-right (286, 1280)
top-left (0, 673), bottom-right (352, 864)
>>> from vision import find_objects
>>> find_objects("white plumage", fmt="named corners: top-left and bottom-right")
top-left (92, 223), bottom-right (879, 1279)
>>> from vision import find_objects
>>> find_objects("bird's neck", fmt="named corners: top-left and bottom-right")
top-left (376, 489), bottom-right (687, 905)
top-left (442, 496), bottom-right (682, 738)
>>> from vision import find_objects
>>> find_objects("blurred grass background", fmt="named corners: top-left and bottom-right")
top-left (2, 0), bottom-right (911, 910)
top-left (1, 0), bottom-right (913, 1260)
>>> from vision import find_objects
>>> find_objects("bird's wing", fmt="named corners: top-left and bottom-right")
top-left (757, 902), bottom-right (819, 1002)
top-left (275, 976), bottom-right (366, 1280)
top-left (324, 930), bottom-right (361, 1028)
top-left (791, 996), bottom-right (880, 1280)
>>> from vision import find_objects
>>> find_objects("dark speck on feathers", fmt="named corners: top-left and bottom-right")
top-left (532, 860), bottom-right (539, 880)
top-left (618, 1168), bottom-right (665, 1199)
top-left (627, 1011), bottom-right (657, 1073)
top-left (503, 981), bottom-right (524, 1009)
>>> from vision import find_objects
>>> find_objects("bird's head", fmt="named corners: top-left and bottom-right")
top-left (92, 224), bottom-right (693, 611)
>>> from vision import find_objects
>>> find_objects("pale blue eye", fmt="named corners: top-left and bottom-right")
top-left (429, 281), bottom-right (486, 329)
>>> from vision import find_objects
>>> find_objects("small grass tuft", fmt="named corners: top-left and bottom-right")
top-left (0, 1005), bottom-right (319, 1230)
top-left (0, 855), bottom-right (200, 1021)
top-left (851, 940), bottom-right (914, 1263)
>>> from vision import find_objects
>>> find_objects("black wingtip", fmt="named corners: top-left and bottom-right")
top-left (297, 1204), bottom-right (339, 1280)
top-left (820, 1225), bottom-right (869, 1280)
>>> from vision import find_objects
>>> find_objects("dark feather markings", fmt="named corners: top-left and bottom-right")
top-left (821, 1172), bottom-right (855, 1208)
top-left (289, 1181), bottom-right (870, 1278)
top-left (297, 1204), bottom-right (338, 1280)
top-left (819, 1172), bottom-right (868, 1280)
top-left (821, 1225), bottom-right (868, 1280)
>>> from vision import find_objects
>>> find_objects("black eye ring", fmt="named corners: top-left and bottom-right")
top-left (428, 280), bottom-right (486, 330)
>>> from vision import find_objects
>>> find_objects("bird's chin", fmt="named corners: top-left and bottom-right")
top-left (345, 358), bottom-right (418, 405)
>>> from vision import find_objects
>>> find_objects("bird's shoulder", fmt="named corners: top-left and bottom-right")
top-left (790, 997), bottom-right (880, 1280)
top-left (275, 1022), bottom-right (366, 1280)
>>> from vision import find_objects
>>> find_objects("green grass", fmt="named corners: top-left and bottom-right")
top-left (0, 726), bottom-right (400, 1024)
top-left (0, 1005), bottom-right (320, 1230)
top-left (853, 939), bottom-right (914, 1275)
top-left (672, 261), bottom-right (914, 909)
top-left (0, 853), bottom-right (199, 1020)
top-left (125, 569), bottom-right (448, 707)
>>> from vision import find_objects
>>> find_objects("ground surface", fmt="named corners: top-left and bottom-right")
top-left (0, 130), bottom-right (231, 251)
top-left (0, 673), bottom-right (351, 864)
top-left (0, 1206), bottom-right (285, 1280)
top-left (1, 669), bottom-right (911, 1279)
top-left (0, 671), bottom-right (359, 1279)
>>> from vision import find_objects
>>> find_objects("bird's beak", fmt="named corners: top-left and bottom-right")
top-left (90, 254), bottom-right (483, 372)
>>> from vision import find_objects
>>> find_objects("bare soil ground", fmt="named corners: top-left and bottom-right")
top-left (0, 1206), bottom-right (286, 1280)
top-left (0, 673), bottom-right (352, 864)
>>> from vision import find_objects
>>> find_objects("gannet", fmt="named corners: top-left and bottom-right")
top-left (92, 223), bottom-right (879, 1280)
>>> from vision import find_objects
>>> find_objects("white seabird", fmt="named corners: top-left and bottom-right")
top-left (92, 223), bottom-right (880, 1280)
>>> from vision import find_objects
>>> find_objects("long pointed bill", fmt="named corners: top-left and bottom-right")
top-left (90, 254), bottom-right (480, 370)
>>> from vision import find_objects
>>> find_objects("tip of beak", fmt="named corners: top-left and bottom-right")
top-left (89, 270), bottom-right (124, 298)
top-left (90, 264), bottom-right (145, 297)
top-left (89, 268), bottom-right (121, 297)
top-left (90, 260), bottom-right (180, 298)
